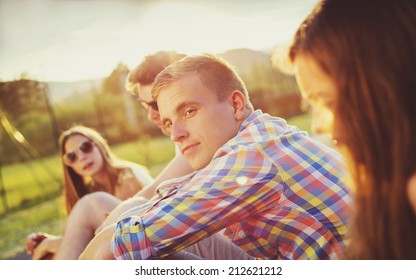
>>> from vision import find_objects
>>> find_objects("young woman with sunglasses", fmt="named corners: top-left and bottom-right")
top-left (25, 125), bottom-right (154, 259)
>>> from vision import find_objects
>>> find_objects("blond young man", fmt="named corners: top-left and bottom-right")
top-left (81, 54), bottom-right (352, 260)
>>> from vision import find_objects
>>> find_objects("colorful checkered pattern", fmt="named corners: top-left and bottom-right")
top-left (110, 110), bottom-right (352, 260)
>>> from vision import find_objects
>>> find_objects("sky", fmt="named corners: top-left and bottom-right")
top-left (0, 0), bottom-right (318, 82)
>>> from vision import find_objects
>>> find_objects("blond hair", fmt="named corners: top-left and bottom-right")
top-left (152, 53), bottom-right (253, 111)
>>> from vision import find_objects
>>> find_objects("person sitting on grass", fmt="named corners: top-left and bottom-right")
top-left (25, 125), bottom-right (154, 260)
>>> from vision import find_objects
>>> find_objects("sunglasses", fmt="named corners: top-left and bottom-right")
top-left (128, 84), bottom-right (159, 111)
top-left (134, 96), bottom-right (159, 112)
top-left (63, 141), bottom-right (94, 165)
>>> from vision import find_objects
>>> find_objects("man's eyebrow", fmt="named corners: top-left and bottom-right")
top-left (160, 101), bottom-right (201, 124)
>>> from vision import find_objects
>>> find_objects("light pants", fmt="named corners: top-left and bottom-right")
top-left (168, 231), bottom-right (254, 260)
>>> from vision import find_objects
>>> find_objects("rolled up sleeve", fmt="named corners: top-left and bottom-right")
top-left (111, 216), bottom-right (154, 260)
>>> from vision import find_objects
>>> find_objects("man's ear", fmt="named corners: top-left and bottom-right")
top-left (228, 90), bottom-right (246, 121)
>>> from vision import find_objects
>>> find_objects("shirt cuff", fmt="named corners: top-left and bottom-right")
top-left (110, 216), bottom-right (153, 260)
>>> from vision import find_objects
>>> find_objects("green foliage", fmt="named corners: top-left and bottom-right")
top-left (54, 91), bottom-right (97, 129)
top-left (286, 113), bottom-right (312, 133)
top-left (101, 63), bottom-right (130, 96)
top-left (0, 80), bottom-right (48, 119)
top-left (111, 137), bottom-right (175, 168)
top-left (240, 61), bottom-right (299, 97)
top-left (235, 59), bottom-right (302, 119)
top-left (0, 112), bottom-right (58, 164)
top-left (17, 112), bottom-right (57, 154)
top-left (0, 81), bottom-right (159, 165)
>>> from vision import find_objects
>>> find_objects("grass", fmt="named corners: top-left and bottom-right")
top-left (0, 137), bottom-right (175, 215)
top-left (0, 157), bottom-right (63, 213)
top-left (0, 114), bottom-right (311, 259)
top-left (285, 113), bottom-right (312, 133)
top-left (0, 137), bottom-right (174, 259)
top-left (0, 197), bottom-right (67, 259)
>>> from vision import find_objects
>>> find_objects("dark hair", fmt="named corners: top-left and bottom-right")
top-left (289, 0), bottom-right (416, 259)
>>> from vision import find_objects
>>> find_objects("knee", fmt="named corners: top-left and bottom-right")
top-left (69, 192), bottom-right (119, 228)
top-left (78, 192), bottom-right (118, 208)
top-left (82, 191), bottom-right (114, 203)
top-left (71, 192), bottom-right (114, 215)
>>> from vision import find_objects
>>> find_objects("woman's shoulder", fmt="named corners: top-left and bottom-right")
top-left (118, 161), bottom-right (154, 186)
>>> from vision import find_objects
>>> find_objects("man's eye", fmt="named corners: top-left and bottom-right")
top-left (184, 108), bottom-right (196, 117)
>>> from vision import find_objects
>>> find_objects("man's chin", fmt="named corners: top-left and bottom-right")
top-left (188, 159), bottom-right (210, 171)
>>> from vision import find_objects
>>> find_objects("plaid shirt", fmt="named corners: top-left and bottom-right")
top-left (111, 110), bottom-right (352, 260)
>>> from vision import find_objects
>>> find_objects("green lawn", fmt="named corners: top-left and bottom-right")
top-left (285, 113), bottom-right (312, 133)
top-left (0, 137), bottom-right (175, 259)
top-left (0, 114), bottom-right (311, 259)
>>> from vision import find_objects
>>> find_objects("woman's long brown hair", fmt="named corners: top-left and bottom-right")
top-left (289, 0), bottom-right (416, 259)
top-left (59, 126), bottom-right (129, 214)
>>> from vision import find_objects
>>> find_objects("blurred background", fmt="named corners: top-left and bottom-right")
top-left (0, 0), bottom-right (317, 259)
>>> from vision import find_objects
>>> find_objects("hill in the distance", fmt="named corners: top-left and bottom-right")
top-left (46, 47), bottom-right (287, 103)
top-left (46, 79), bottom-right (104, 103)
top-left (218, 48), bottom-right (272, 74)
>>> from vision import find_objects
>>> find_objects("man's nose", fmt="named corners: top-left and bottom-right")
top-left (170, 121), bottom-right (188, 142)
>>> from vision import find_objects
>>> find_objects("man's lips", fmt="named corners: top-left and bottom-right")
top-left (181, 143), bottom-right (199, 155)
